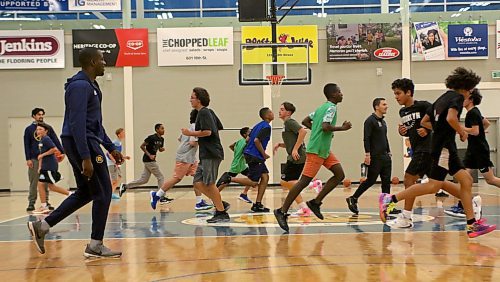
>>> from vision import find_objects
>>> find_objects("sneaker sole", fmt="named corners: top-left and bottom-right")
top-left (195, 206), bottom-right (214, 211)
top-left (27, 222), bottom-right (44, 254)
top-left (443, 210), bottom-right (466, 218)
top-left (206, 218), bottom-right (230, 223)
top-left (468, 225), bottom-right (497, 239)
top-left (238, 197), bottom-right (252, 204)
top-left (84, 252), bottom-right (122, 258)
top-left (306, 201), bottom-right (324, 220)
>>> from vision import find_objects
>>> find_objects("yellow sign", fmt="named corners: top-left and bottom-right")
top-left (241, 25), bottom-right (318, 64)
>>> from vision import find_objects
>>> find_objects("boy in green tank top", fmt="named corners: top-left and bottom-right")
top-left (274, 83), bottom-right (352, 232)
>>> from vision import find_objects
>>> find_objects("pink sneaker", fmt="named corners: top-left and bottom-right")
top-left (467, 221), bottom-right (497, 238)
top-left (378, 193), bottom-right (395, 223)
top-left (290, 207), bottom-right (312, 217)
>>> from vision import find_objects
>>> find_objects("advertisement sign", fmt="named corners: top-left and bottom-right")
top-left (241, 25), bottom-right (318, 64)
top-left (69, 0), bottom-right (121, 11)
top-left (157, 27), bottom-right (233, 66)
top-left (497, 20), bottom-right (500, 58)
top-left (412, 21), bottom-right (488, 61)
top-left (72, 29), bottom-right (149, 67)
top-left (326, 23), bottom-right (402, 61)
top-left (0, 30), bottom-right (65, 69)
top-left (0, 0), bottom-right (68, 11)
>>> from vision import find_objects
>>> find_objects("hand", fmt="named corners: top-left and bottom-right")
top-left (149, 154), bottom-right (156, 161)
top-left (125, 156), bottom-right (131, 160)
top-left (273, 143), bottom-right (280, 155)
top-left (159, 147), bottom-right (165, 152)
top-left (110, 150), bottom-right (124, 165)
top-left (181, 128), bottom-right (191, 136)
top-left (58, 154), bottom-right (66, 162)
top-left (37, 155), bottom-right (43, 161)
top-left (417, 128), bottom-right (428, 137)
top-left (291, 149), bottom-right (300, 161)
top-left (82, 158), bottom-right (94, 180)
top-left (398, 124), bottom-right (408, 136)
top-left (364, 155), bottom-right (371, 165)
top-left (264, 153), bottom-right (270, 160)
top-left (341, 121), bottom-right (352, 131)
top-left (459, 130), bottom-right (468, 142)
top-left (27, 160), bottom-right (34, 168)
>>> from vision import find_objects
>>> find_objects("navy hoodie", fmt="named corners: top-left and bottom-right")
top-left (24, 122), bottom-right (64, 160)
top-left (61, 71), bottom-right (115, 159)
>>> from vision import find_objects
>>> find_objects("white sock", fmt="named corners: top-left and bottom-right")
top-left (196, 196), bottom-right (203, 204)
top-left (298, 202), bottom-right (307, 209)
top-left (403, 210), bottom-right (412, 219)
top-left (41, 203), bottom-right (47, 208)
top-left (156, 189), bottom-right (165, 198)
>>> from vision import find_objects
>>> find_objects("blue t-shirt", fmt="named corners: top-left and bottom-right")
top-left (39, 136), bottom-right (58, 171)
top-left (244, 120), bottom-right (271, 160)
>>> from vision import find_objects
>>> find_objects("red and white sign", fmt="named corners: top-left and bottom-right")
top-left (115, 29), bottom-right (149, 67)
top-left (0, 30), bottom-right (64, 69)
top-left (374, 47), bottom-right (400, 60)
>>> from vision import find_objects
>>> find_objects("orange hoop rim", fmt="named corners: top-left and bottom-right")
top-left (265, 75), bottom-right (285, 85)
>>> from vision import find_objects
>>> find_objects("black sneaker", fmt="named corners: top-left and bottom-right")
top-left (389, 208), bottom-right (402, 215)
top-left (274, 208), bottom-right (289, 232)
top-left (206, 211), bottom-right (230, 223)
top-left (26, 204), bottom-right (35, 212)
top-left (222, 201), bottom-right (231, 212)
top-left (306, 200), bottom-right (324, 220)
top-left (251, 203), bottom-right (270, 213)
top-left (435, 191), bottom-right (449, 197)
top-left (84, 243), bottom-right (122, 258)
top-left (159, 196), bottom-right (174, 204)
top-left (216, 172), bottom-right (232, 187)
top-left (118, 183), bottom-right (127, 197)
top-left (346, 196), bottom-right (359, 215)
top-left (27, 221), bottom-right (48, 254)
top-left (46, 203), bottom-right (55, 211)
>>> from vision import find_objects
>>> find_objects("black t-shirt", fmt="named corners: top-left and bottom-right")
top-left (142, 134), bottom-right (164, 162)
top-left (466, 107), bottom-right (489, 156)
top-left (196, 107), bottom-right (224, 160)
top-left (428, 90), bottom-right (464, 157)
top-left (399, 100), bottom-right (432, 153)
top-left (364, 113), bottom-right (390, 156)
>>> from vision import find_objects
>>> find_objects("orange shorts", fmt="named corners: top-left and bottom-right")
top-left (173, 161), bottom-right (198, 179)
top-left (302, 152), bottom-right (340, 178)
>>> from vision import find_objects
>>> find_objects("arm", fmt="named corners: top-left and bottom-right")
top-left (446, 109), bottom-right (467, 141)
top-left (24, 127), bottom-right (33, 168)
top-left (182, 129), bottom-right (212, 137)
top-left (254, 127), bottom-right (271, 159)
top-left (254, 138), bottom-right (268, 159)
top-left (420, 114), bottom-right (433, 130)
top-left (483, 118), bottom-right (490, 131)
top-left (464, 125), bottom-right (479, 136)
top-left (140, 141), bottom-right (155, 161)
top-left (321, 121), bottom-right (352, 132)
top-left (291, 128), bottom-right (307, 160)
top-left (101, 127), bottom-right (117, 153)
top-left (229, 142), bottom-right (236, 151)
top-left (363, 119), bottom-right (372, 165)
top-left (38, 147), bottom-right (58, 160)
top-left (47, 126), bottom-right (65, 154)
top-left (302, 116), bottom-right (313, 129)
top-left (273, 142), bottom-right (285, 155)
top-left (67, 83), bottom-right (91, 159)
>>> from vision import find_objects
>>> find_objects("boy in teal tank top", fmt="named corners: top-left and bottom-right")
top-left (274, 83), bottom-right (352, 232)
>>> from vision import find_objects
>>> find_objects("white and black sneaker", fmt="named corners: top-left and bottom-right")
top-left (387, 213), bottom-right (413, 229)
top-left (206, 211), bottom-right (230, 223)
top-left (473, 195), bottom-right (482, 221)
top-left (118, 183), bottom-right (127, 197)
top-left (27, 221), bottom-right (48, 254)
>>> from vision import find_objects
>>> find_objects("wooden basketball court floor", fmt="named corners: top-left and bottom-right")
top-left (0, 182), bottom-right (499, 281)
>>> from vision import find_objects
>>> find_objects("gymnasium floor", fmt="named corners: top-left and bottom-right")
top-left (1, 182), bottom-right (499, 281)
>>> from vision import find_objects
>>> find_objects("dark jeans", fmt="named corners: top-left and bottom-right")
top-left (353, 154), bottom-right (391, 199)
top-left (45, 137), bottom-right (112, 241)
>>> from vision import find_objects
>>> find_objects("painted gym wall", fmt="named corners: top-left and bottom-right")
top-left (0, 21), bottom-right (498, 190)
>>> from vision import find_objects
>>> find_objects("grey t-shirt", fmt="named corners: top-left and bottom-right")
top-left (282, 118), bottom-right (306, 164)
top-left (176, 123), bottom-right (198, 164)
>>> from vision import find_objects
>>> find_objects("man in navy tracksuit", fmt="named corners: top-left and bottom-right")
top-left (24, 107), bottom-right (65, 211)
top-left (28, 47), bottom-right (124, 258)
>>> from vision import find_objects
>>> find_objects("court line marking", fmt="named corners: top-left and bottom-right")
top-left (0, 215), bottom-right (30, 224)
top-left (1, 230), bottom-right (497, 243)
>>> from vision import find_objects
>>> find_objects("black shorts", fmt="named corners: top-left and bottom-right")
top-left (464, 153), bottom-right (494, 173)
top-left (228, 168), bottom-right (249, 177)
top-left (406, 152), bottom-right (432, 177)
top-left (429, 148), bottom-right (465, 181)
top-left (38, 170), bottom-right (61, 184)
top-left (245, 154), bottom-right (269, 182)
top-left (281, 161), bottom-right (305, 181)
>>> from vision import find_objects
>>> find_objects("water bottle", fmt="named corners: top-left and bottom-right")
top-left (360, 163), bottom-right (368, 178)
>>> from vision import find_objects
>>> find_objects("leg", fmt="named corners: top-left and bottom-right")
top-left (402, 173), bottom-right (420, 212)
top-left (255, 173), bottom-right (269, 203)
top-left (281, 175), bottom-right (313, 213)
top-left (315, 163), bottom-right (345, 203)
top-left (453, 170), bottom-right (474, 220)
top-left (126, 164), bottom-right (152, 189)
top-left (379, 155), bottom-right (392, 194)
top-left (28, 161), bottom-right (39, 207)
top-left (48, 184), bottom-right (70, 196)
top-left (194, 182), bottom-right (224, 211)
top-left (281, 180), bottom-right (304, 204)
top-left (147, 162), bottom-right (165, 189)
top-left (352, 157), bottom-right (382, 199)
top-left (481, 168), bottom-right (500, 188)
top-left (38, 182), bottom-right (47, 204)
top-left (242, 186), bottom-right (251, 194)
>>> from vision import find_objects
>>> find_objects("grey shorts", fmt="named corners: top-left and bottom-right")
top-left (193, 159), bottom-right (221, 185)
top-left (108, 165), bottom-right (122, 181)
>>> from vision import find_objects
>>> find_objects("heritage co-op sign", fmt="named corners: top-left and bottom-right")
top-left (0, 30), bottom-right (65, 69)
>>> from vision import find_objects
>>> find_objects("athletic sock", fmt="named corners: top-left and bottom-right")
top-left (41, 220), bottom-right (50, 232)
top-left (196, 196), bottom-right (203, 204)
top-left (41, 203), bottom-right (47, 208)
top-left (402, 210), bottom-right (412, 218)
top-left (467, 218), bottom-right (476, 225)
top-left (391, 195), bottom-right (398, 203)
top-left (298, 202), bottom-right (307, 209)
top-left (156, 189), bottom-right (165, 198)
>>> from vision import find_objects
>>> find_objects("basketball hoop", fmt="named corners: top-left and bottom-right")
top-left (266, 75), bottom-right (285, 98)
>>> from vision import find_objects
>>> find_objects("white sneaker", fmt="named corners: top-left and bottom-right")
top-left (387, 213), bottom-right (413, 229)
top-left (472, 195), bottom-right (482, 221)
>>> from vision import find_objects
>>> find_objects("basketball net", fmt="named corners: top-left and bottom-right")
top-left (266, 75), bottom-right (285, 98)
